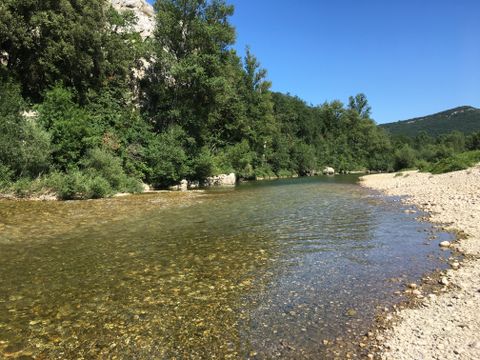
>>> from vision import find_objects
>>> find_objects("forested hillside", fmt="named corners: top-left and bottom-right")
top-left (381, 106), bottom-right (480, 137)
top-left (1, 0), bottom-right (479, 199)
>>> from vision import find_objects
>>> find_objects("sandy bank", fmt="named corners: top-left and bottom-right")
top-left (360, 167), bottom-right (480, 360)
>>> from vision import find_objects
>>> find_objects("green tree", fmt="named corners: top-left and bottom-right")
top-left (0, 0), bottom-right (142, 101)
top-left (142, 0), bottom-right (238, 143)
top-left (348, 93), bottom-right (371, 119)
top-left (0, 81), bottom-right (51, 178)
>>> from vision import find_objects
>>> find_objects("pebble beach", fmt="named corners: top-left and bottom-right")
top-left (361, 166), bottom-right (480, 360)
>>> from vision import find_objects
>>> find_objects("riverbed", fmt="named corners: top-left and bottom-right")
top-left (0, 176), bottom-right (452, 359)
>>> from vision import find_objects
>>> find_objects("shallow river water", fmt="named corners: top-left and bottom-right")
top-left (0, 176), bottom-right (452, 359)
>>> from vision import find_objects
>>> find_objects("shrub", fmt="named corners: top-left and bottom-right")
top-left (223, 140), bottom-right (256, 179)
top-left (87, 176), bottom-right (112, 199)
top-left (146, 126), bottom-right (191, 188)
top-left (427, 151), bottom-right (480, 174)
top-left (276, 169), bottom-right (296, 178)
top-left (394, 144), bottom-right (417, 171)
top-left (48, 170), bottom-right (91, 200)
top-left (292, 142), bottom-right (317, 176)
top-left (0, 81), bottom-right (52, 178)
top-left (38, 86), bottom-right (101, 170)
top-left (0, 164), bottom-right (13, 187)
top-left (254, 165), bottom-right (276, 179)
top-left (191, 148), bottom-right (215, 180)
top-left (82, 148), bottom-right (126, 189)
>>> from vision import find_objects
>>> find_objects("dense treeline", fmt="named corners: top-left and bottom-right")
top-left (0, 0), bottom-right (478, 199)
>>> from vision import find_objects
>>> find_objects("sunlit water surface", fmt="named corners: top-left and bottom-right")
top-left (0, 176), bottom-right (452, 359)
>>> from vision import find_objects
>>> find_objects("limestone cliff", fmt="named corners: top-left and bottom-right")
top-left (111, 0), bottom-right (155, 38)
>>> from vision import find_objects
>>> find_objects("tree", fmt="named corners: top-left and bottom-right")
top-left (0, 0), bottom-right (142, 101)
top-left (0, 80), bottom-right (51, 178)
top-left (348, 93), bottom-right (371, 119)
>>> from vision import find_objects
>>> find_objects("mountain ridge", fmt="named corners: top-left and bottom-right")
top-left (380, 106), bottom-right (480, 137)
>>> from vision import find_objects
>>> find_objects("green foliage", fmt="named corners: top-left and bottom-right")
top-left (191, 148), bottom-right (216, 180)
top-left (292, 142), bottom-right (317, 176)
top-left (38, 86), bottom-right (101, 169)
top-left (425, 151), bottom-right (480, 174)
top-left (466, 132), bottom-right (480, 150)
top-left (0, 0), bottom-right (143, 101)
top-left (146, 126), bottom-right (191, 187)
top-left (0, 81), bottom-right (52, 177)
top-left (9, 0), bottom-right (479, 200)
top-left (221, 140), bottom-right (256, 179)
top-left (46, 170), bottom-right (100, 200)
top-left (394, 144), bottom-right (417, 171)
top-left (81, 148), bottom-right (142, 193)
top-left (0, 164), bottom-right (13, 187)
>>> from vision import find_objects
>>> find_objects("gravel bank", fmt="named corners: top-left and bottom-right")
top-left (360, 167), bottom-right (480, 360)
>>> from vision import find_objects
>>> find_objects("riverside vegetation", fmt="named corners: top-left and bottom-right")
top-left (1, 0), bottom-right (479, 200)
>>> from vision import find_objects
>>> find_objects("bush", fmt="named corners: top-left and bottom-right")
top-left (415, 159), bottom-right (430, 172)
top-left (254, 165), bottom-right (276, 179)
top-left (46, 171), bottom-right (90, 200)
top-left (427, 151), bottom-right (480, 174)
top-left (0, 164), bottom-right (13, 187)
top-left (82, 148), bottom-right (126, 189)
top-left (223, 140), bottom-right (256, 179)
top-left (276, 169), bottom-right (296, 178)
top-left (191, 148), bottom-right (215, 180)
top-left (0, 81), bottom-right (52, 178)
top-left (292, 142), bottom-right (317, 176)
top-left (38, 86), bottom-right (101, 170)
top-left (146, 126), bottom-right (191, 188)
top-left (87, 176), bottom-right (112, 199)
top-left (394, 144), bottom-right (417, 171)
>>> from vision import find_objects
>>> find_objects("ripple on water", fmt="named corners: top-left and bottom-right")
top-left (0, 176), bottom-right (452, 358)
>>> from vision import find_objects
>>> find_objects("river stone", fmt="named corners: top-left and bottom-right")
top-left (439, 277), bottom-right (449, 286)
top-left (439, 241), bottom-right (451, 248)
top-left (346, 308), bottom-right (357, 317)
top-left (450, 262), bottom-right (460, 270)
top-left (412, 289), bottom-right (421, 296)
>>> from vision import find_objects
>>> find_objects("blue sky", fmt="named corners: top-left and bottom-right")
top-left (147, 0), bottom-right (480, 124)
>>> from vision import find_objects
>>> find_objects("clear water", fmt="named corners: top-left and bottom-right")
top-left (0, 176), bottom-right (452, 359)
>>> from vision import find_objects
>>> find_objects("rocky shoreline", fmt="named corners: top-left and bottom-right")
top-left (360, 166), bottom-right (480, 360)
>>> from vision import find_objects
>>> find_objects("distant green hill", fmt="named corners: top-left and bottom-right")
top-left (380, 106), bottom-right (480, 137)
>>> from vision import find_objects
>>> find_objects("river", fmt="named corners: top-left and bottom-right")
top-left (0, 176), bottom-right (452, 359)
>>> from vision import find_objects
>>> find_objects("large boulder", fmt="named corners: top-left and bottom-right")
top-left (204, 173), bottom-right (236, 187)
top-left (322, 167), bottom-right (335, 175)
top-left (169, 179), bottom-right (188, 191)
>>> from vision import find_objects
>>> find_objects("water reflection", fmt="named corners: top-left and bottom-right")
top-left (0, 176), bottom-right (451, 358)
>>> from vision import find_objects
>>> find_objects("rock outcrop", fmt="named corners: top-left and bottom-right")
top-left (204, 173), bottom-right (237, 187)
top-left (323, 167), bottom-right (335, 175)
top-left (111, 0), bottom-right (155, 38)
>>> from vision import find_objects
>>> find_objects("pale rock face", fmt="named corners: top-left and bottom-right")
top-left (205, 173), bottom-right (237, 187)
top-left (323, 167), bottom-right (335, 175)
top-left (111, 0), bottom-right (155, 38)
